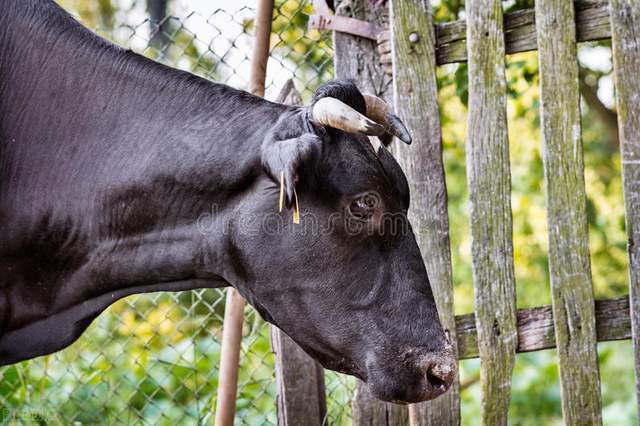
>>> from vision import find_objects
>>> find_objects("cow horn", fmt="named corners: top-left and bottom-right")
top-left (311, 97), bottom-right (386, 136)
top-left (363, 94), bottom-right (412, 144)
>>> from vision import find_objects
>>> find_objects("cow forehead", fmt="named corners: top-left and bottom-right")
top-left (322, 133), bottom-right (409, 207)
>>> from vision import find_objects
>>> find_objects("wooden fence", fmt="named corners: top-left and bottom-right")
top-left (267, 0), bottom-right (639, 424)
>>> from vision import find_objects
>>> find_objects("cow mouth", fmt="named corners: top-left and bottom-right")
top-left (367, 372), bottom-right (454, 404)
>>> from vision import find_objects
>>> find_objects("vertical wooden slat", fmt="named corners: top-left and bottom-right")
top-left (389, 0), bottom-right (460, 425)
top-left (270, 80), bottom-right (326, 426)
top-left (271, 328), bottom-right (326, 426)
top-left (352, 386), bottom-right (409, 426)
top-left (609, 0), bottom-right (640, 416)
top-left (465, 0), bottom-right (518, 424)
top-left (534, 1), bottom-right (603, 424)
top-left (333, 1), bottom-right (409, 424)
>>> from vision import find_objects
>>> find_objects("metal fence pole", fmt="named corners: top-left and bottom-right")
top-left (214, 1), bottom-right (274, 425)
top-left (215, 289), bottom-right (248, 426)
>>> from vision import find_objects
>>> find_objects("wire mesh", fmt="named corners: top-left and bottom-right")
top-left (0, 0), bottom-right (356, 424)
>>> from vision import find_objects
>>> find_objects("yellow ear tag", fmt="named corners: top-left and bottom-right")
top-left (292, 186), bottom-right (300, 224)
top-left (278, 170), bottom-right (300, 224)
top-left (278, 171), bottom-right (285, 213)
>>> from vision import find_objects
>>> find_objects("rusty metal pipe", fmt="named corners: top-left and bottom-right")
top-left (214, 1), bottom-right (273, 425)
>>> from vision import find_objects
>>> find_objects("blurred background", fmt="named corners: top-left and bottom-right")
top-left (0, 0), bottom-right (636, 425)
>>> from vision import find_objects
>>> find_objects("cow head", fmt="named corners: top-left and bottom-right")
top-left (219, 80), bottom-right (456, 403)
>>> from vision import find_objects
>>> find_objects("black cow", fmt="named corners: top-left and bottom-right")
top-left (0, 0), bottom-right (456, 403)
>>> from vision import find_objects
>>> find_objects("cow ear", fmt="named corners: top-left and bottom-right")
top-left (261, 133), bottom-right (322, 208)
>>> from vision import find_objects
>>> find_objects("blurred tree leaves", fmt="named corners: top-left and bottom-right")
top-left (57, 0), bottom-right (116, 30)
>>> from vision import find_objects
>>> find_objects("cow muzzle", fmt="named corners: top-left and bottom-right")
top-left (365, 348), bottom-right (457, 404)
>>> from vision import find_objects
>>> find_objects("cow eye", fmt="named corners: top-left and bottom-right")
top-left (348, 192), bottom-right (379, 221)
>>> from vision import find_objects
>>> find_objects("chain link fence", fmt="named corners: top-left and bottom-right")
top-left (0, 1), bottom-right (356, 424)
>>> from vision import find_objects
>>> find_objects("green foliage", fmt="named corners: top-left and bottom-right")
top-left (460, 342), bottom-right (638, 425)
top-left (269, 0), bottom-right (334, 99)
top-left (0, 292), bottom-right (279, 425)
top-left (57, 0), bottom-right (116, 30)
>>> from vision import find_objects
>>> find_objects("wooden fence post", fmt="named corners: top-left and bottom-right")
top-left (535, 0), bottom-right (603, 424)
top-left (389, 0), bottom-right (460, 425)
top-left (465, 0), bottom-right (518, 424)
top-left (352, 386), bottom-right (409, 425)
top-left (271, 326), bottom-right (326, 425)
top-left (271, 80), bottom-right (327, 426)
top-left (609, 0), bottom-right (640, 417)
top-left (332, 0), bottom-right (409, 424)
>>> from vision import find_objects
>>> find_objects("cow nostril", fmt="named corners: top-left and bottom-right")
top-left (426, 367), bottom-right (448, 391)
top-left (424, 359), bottom-right (455, 393)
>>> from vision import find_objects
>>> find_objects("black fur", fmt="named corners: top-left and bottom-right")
top-left (0, 0), bottom-right (455, 403)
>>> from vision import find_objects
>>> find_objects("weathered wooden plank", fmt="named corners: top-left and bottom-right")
top-left (274, 79), bottom-right (300, 105)
top-left (435, 0), bottom-right (610, 65)
top-left (455, 296), bottom-right (632, 359)
top-left (535, 0), bottom-right (602, 423)
top-left (333, 0), bottom-right (391, 96)
top-left (271, 328), bottom-right (326, 426)
top-left (609, 0), bottom-right (640, 416)
top-left (332, 1), bottom-right (409, 424)
top-left (465, 0), bottom-right (518, 424)
top-left (389, 0), bottom-right (459, 424)
top-left (270, 80), bottom-right (326, 426)
top-left (352, 385), bottom-right (409, 426)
